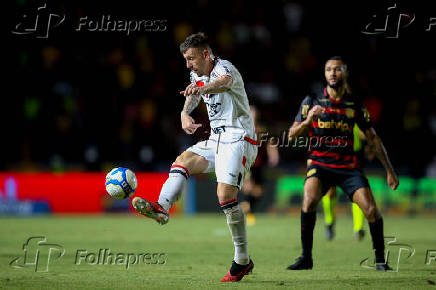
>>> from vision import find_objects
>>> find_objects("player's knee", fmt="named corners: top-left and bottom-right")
top-left (173, 152), bottom-right (190, 168)
top-left (302, 195), bottom-right (318, 212)
top-left (217, 183), bottom-right (238, 204)
top-left (364, 204), bottom-right (378, 222)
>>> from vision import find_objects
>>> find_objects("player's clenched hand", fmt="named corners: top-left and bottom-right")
top-left (387, 171), bottom-right (399, 190)
top-left (181, 111), bottom-right (202, 134)
top-left (305, 105), bottom-right (325, 124)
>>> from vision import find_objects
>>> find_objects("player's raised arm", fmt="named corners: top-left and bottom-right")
top-left (198, 75), bottom-right (233, 94)
top-left (364, 128), bottom-right (399, 190)
top-left (182, 75), bottom-right (233, 96)
top-left (288, 105), bottom-right (325, 139)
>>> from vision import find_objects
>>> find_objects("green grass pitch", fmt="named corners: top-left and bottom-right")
top-left (1, 214), bottom-right (435, 289)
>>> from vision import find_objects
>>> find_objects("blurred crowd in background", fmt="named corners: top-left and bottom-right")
top-left (6, 1), bottom-right (436, 180)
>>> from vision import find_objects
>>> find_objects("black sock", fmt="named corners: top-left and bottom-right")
top-left (369, 218), bottom-right (385, 263)
top-left (301, 210), bottom-right (316, 258)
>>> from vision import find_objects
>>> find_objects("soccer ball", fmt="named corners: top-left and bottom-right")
top-left (105, 167), bottom-right (138, 199)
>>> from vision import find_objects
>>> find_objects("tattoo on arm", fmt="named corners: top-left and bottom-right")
top-left (182, 95), bottom-right (201, 114)
top-left (202, 75), bottom-right (233, 94)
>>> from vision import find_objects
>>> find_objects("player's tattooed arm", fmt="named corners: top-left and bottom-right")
top-left (180, 83), bottom-right (202, 114)
top-left (179, 83), bottom-right (203, 134)
top-left (182, 94), bottom-right (201, 115)
top-left (181, 76), bottom-right (232, 99)
top-left (191, 75), bottom-right (233, 95)
top-left (365, 128), bottom-right (399, 190)
top-left (180, 96), bottom-right (202, 135)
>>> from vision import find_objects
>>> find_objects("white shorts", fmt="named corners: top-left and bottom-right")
top-left (187, 134), bottom-right (258, 189)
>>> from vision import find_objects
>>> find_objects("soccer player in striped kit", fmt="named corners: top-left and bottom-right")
top-left (132, 33), bottom-right (258, 282)
top-left (286, 56), bottom-right (399, 271)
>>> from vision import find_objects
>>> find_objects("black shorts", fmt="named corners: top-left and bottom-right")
top-left (305, 164), bottom-right (370, 201)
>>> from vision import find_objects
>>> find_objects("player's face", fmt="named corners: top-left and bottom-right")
top-left (183, 48), bottom-right (208, 76)
top-left (325, 60), bottom-right (346, 89)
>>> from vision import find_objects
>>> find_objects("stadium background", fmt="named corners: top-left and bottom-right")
top-left (3, 1), bottom-right (436, 215)
top-left (2, 1), bottom-right (436, 289)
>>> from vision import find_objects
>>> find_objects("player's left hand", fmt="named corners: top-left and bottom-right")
top-left (387, 171), bottom-right (399, 190)
top-left (180, 83), bottom-right (204, 96)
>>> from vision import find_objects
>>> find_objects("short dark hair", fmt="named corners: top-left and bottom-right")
top-left (327, 56), bottom-right (348, 72)
top-left (180, 32), bottom-right (211, 53)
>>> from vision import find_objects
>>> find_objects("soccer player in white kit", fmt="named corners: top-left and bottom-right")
top-left (132, 33), bottom-right (258, 282)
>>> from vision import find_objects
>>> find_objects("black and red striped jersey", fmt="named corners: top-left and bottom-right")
top-left (295, 88), bottom-right (372, 169)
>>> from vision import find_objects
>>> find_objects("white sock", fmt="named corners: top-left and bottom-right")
top-left (158, 165), bottom-right (189, 212)
top-left (221, 199), bottom-right (249, 265)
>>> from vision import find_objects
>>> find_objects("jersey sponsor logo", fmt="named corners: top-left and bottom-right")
top-left (314, 119), bottom-right (352, 132)
top-left (211, 126), bottom-right (226, 134)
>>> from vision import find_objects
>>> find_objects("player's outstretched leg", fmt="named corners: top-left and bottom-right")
top-left (219, 183), bottom-right (253, 282)
top-left (132, 151), bottom-right (208, 225)
top-left (353, 187), bottom-right (392, 271)
top-left (132, 164), bottom-right (187, 225)
top-left (287, 177), bottom-right (322, 270)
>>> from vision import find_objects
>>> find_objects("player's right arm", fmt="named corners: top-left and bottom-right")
top-left (180, 83), bottom-right (202, 135)
top-left (288, 100), bottom-right (324, 139)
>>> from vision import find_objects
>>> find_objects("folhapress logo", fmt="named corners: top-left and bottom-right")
top-left (9, 236), bottom-right (65, 272)
top-left (12, 3), bottom-right (65, 39)
top-left (12, 3), bottom-right (167, 39)
top-left (362, 3), bottom-right (436, 38)
top-left (360, 236), bottom-right (415, 272)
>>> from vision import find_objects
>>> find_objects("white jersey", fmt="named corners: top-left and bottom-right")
top-left (190, 58), bottom-right (255, 141)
